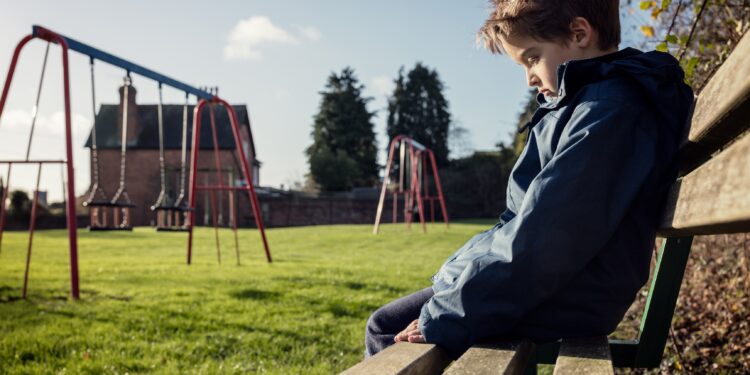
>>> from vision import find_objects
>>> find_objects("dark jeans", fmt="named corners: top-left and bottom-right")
top-left (364, 287), bottom-right (434, 358)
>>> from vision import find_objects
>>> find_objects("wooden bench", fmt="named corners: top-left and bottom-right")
top-left (342, 30), bottom-right (750, 375)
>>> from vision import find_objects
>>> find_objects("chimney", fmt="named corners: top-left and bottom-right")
top-left (117, 80), bottom-right (139, 146)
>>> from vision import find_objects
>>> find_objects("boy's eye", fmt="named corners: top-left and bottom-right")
top-left (527, 56), bottom-right (539, 65)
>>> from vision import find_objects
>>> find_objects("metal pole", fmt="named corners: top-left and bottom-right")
top-left (398, 139), bottom-right (405, 193)
top-left (217, 99), bottom-right (271, 263)
top-left (231, 189), bottom-right (240, 266)
top-left (22, 163), bottom-right (42, 298)
top-left (0, 164), bottom-right (11, 253)
top-left (186, 100), bottom-right (208, 265)
top-left (0, 35), bottom-right (35, 120)
top-left (210, 190), bottom-right (221, 264)
top-left (405, 145), bottom-right (414, 231)
top-left (60, 163), bottom-right (66, 222)
top-left (45, 29), bottom-right (81, 299)
top-left (208, 105), bottom-right (223, 264)
top-left (31, 25), bottom-right (213, 100)
top-left (373, 136), bottom-right (399, 234)
top-left (413, 151), bottom-right (426, 233)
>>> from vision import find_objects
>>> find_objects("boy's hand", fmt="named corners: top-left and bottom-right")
top-left (394, 319), bottom-right (426, 343)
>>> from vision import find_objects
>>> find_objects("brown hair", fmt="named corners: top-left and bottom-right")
top-left (479, 0), bottom-right (621, 54)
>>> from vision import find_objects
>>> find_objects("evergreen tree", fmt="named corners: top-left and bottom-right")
top-left (387, 63), bottom-right (451, 166)
top-left (9, 190), bottom-right (31, 221)
top-left (306, 67), bottom-right (378, 191)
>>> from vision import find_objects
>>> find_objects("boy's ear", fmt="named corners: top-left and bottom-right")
top-left (569, 17), bottom-right (594, 48)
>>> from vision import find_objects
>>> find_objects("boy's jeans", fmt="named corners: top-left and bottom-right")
top-left (364, 287), bottom-right (434, 357)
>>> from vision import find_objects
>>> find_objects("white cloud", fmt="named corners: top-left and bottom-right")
top-left (298, 26), bottom-right (322, 41)
top-left (223, 16), bottom-right (299, 61)
top-left (1, 109), bottom-right (90, 137)
top-left (372, 75), bottom-right (395, 98)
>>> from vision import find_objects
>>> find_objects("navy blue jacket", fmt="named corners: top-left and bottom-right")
top-left (418, 48), bottom-right (694, 356)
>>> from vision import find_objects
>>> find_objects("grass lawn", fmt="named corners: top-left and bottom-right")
top-left (0, 220), bottom-right (494, 374)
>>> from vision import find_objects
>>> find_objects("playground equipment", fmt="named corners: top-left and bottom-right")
top-left (149, 86), bottom-right (192, 233)
top-left (373, 135), bottom-right (449, 234)
top-left (83, 71), bottom-right (136, 231)
top-left (0, 25), bottom-right (272, 299)
top-left (186, 95), bottom-right (272, 264)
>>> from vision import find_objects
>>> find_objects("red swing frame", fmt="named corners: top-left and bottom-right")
top-left (373, 135), bottom-right (449, 234)
top-left (0, 28), bottom-right (80, 299)
top-left (186, 98), bottom-right (272, 264)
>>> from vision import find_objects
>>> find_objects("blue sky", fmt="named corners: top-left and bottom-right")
top-left (0, 1), bottom-right (649, 201)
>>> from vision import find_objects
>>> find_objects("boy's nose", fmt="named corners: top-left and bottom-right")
top-left (526, 72), bottom-right (540, 88)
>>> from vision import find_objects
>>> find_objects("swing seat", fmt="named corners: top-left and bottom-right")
top-left (151, 204), bottom-right (193, 212)
top-left (152, 204), bottom-right (192, 232)
top-left (82, 200), bottom-right (113, 207)
top-left (86, 201), bottom-right (136, 231)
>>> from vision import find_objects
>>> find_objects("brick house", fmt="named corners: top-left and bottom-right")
top-left (84, 84), bottom-right (261, 227)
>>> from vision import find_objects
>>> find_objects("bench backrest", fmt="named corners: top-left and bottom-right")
top-left (624, 29), bottom-right (750, 368)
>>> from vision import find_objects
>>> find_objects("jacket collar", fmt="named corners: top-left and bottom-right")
top-left (537, 48), bottom-right (643, 109)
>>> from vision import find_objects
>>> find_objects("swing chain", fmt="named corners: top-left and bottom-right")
top-left (151, 82), bottom-right (167, 209)
top-left (111, 74), bottom-right (132, 205)
top-left (174, 92), bottom-right (189, 208)
top-left (85, 58), bottom-right (108, 204)
top-left (25, 42), bottom-right (51, 162)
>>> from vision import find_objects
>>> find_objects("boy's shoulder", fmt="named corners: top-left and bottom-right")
top-left (574, 74), bottom-right (644, 107)
top-left (557, 48), bottom-right (691, 118)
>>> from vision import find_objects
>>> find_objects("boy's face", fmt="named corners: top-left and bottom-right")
top-left (500, 33), bottom-right (583, 98)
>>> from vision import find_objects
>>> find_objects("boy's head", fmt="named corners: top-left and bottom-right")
top-left (480, 0), bottom-right (621, 97)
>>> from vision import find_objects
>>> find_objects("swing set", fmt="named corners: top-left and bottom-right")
top-left (373, 135), bottom-right (449, 234)
top-left (0, 25), bottom-right (271, 300)
top-left (150, 89), bottom-right (192, 232)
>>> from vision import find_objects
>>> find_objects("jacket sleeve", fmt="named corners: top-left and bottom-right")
top-left (419, 99), bottom-right (659, 356)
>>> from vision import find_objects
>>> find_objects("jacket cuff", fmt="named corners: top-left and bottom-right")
top-left (418, 303), bottom-right (472, 358)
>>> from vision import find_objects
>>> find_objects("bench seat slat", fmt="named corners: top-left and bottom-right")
top-left (340, 343), bottom-right (451, 375)
top-left (659, 130), bottom-right (750, 236)
top-left (443, 340), bottom-right (534, 375)
top-left (553, 336), bottom-right (614, 375)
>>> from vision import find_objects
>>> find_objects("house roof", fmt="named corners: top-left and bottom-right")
top-left (84, 104), bottom-right (257, 158)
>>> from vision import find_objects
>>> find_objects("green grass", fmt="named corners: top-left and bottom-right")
top-left (0, 221), bottom-right (494, 374)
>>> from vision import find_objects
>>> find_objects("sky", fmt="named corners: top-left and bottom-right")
top-left (0, 1), bottom-right (649, 202)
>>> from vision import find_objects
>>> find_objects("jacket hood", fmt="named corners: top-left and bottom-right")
top-left (539, 48), bottom-right (694, 137)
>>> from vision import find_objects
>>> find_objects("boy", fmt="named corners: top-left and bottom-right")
top-left (365, 0), bottom-right (694, 358)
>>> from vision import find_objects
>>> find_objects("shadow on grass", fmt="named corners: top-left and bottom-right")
top-left (230, 288), bottom-right (281, 301)
top-left (0, 285), bottom-right (23, 303)
top-left (82, 288), bottom-right (132, 302)
top-left (273, 276), bottom-right (409, 296)
top-left (325, 300), bottom-right (380, 318)
top-left (0, 286), bottom-right (69, 303)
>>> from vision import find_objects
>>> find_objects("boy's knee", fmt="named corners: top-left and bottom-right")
top-left (365, 307), bottom-right (386, 335)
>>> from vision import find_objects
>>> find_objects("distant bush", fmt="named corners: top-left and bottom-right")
top-left (442, 144), bottom-right (517, 219)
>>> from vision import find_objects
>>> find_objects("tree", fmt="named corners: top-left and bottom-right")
top-left (627, 0), bottom-right (749, 90)
top-left (9, 190), bottom-right (31, 221)
top-left (306, 67), bottom-right (378, 191)
top-left (387, 63), bottom-right (451, 167)
top-left (441, 143), bottom-right (517, 219)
